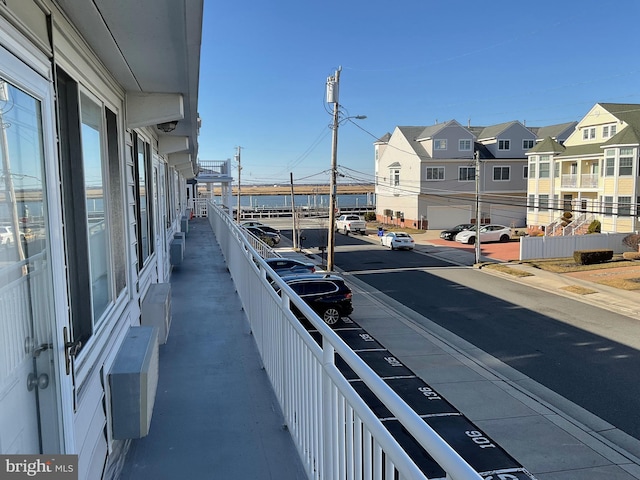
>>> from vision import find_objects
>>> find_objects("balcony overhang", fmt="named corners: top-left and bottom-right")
top-left (126, 93), bottom-right (184, 129)
top-left (168, 153), bottom-right (192, 168)
top-left (159, 135), bottom-right (190, 155)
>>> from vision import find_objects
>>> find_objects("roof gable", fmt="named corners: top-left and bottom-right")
top-left (528, 137), bottom-right (565, 154)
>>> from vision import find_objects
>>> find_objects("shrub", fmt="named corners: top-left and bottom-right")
top-left (573, 249), bottom-right (613, 265)
top-left (622, 251), bottom-right (640, 260)
top-left (364, 212), bottom-right (376, 222)
top-left (587, 219), bottom-right (601, 234)
top-left (560, 211), bottom-right (573, 227)
top-left (622, 233), bottom-right (640, 250)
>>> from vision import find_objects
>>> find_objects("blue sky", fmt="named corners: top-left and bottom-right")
top-left (197, 0), bottom-right (640, 185)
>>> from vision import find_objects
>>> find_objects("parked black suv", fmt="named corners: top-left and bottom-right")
top-left (277, 273), bottom-right (353, 326)
top-left (244, 226), bottom-right (281, 246)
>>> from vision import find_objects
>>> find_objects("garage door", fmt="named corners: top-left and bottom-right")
top-left (426, 206), bottom-right (472, 230)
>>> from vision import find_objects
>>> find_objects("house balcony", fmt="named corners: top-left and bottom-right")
top-left (196, 159), bottom-right (234, 183)
top-left (560, 173), bottom-right (599, 189)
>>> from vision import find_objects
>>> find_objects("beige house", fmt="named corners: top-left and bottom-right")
top-left (526, 103), bottom-right (640, 235)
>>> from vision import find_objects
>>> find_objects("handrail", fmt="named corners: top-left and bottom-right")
top-left (207, 200), bottom-right (483, 480)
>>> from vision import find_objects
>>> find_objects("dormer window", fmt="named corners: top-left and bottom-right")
top-left (459, 139), bottom-right (471, 151)
top-left (582, 127), bottom-right (596, 140)
top-left (434, 139), bottom-right (447, 150)
top-left (498, 139), bottom-right (510, 150)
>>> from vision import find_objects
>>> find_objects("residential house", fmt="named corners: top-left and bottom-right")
top-left (0, 1), bottom-right (202, 479)
top-left (375, 120), bottom-right (533, 230)
top-left (526, 103), bottom-right (640, 234)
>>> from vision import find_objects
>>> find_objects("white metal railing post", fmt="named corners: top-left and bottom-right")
top-left (322, 338), bottom-right (335, 479)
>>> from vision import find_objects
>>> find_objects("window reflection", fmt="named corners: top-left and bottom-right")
top-left (80, 92), bottom-right (111, 321)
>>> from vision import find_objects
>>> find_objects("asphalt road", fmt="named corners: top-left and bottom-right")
top-left (292, 228), bottom-right (640, 442)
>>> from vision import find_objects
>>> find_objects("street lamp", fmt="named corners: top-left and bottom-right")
top-left (326, 67), bottom-right (366, 271)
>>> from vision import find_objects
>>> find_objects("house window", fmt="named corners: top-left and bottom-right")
top-left (529, 162), bottom-right (536, 178)
top-left (554, 162), bottom-right (560, 178)
top-left (459, 166), bottom-right (475, 181)
top-left (434, 139), bottom-right (447, 150)
top-left (602, 126), bottom-right (609, 138)
top-left (538, 194), bottom-right (549, 210)
top-left (611, 124), bottom-right (617, 136)
top-left (528, 194), bottom-right (535, 211)
top-left (134, 134), bottom-right (154, 267)
top-left (618, 196), bottom-right (632, 216)
top-left (522, 139), bottom-right (534, 149)
top-left (425, 167), bottom-right (444, 180)
top-left (605, 149), bottom-right (615, 176)
top-left (498, 139), bottom-right (510, 150)
top-left (603, 196), bottom-right (614, 216)
top-left (538, 163), bottom-right (550, 178)
top-left (582, 127), bottom-right (596, 140)
top-left (390, 169), bottom-right (400, 186)
top-left (493, 166), bottom-right (510, 181)
top-left (57, 67), bottom-right (126, 347)
top-left (459, 139), bottom-right (471, 151)
top-left (619, 148), bottom-right (633, 175)
top-left (582, 129), bottom-right (589, 140)
top-left (523, 165), bottom-right (528, 178)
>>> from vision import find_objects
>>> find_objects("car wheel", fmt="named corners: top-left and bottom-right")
top-left (467, 236), bottom-right (476, 245)
top-left (322, 307), bottom-right (341, 325)
top-left (390, 243), bottom-right (395, 250)
top-left (343, 227), bottom-right (349, 235)
top-left (499, 234), bottom-right (510, 242)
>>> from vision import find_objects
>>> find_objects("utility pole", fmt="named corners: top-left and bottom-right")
top-left (235, 146), bottom-right (242, 223)
top-left (474, 150), bottom-right (481, 264)
top-left (290, 172), bottom-right (298, 250)
top-left (327, 67), bottom-right (341, 271)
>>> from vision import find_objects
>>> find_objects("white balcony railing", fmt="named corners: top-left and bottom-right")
top-left (207, 201), bottom-right (482, 480)
top-left (561, 174), bottom-right (577, 188)
top-left (580, 173), bottom-right (598, 188)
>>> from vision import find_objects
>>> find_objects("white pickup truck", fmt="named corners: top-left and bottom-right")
top-left (335, 214), bottom-right (367, 235)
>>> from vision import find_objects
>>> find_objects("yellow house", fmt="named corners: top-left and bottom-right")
top-left (526, 103), bottom-right (640, 234)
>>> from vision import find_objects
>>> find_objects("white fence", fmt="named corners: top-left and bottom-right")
top-left (520, 232), bottom-right (632, 260)
top-left (207, 202), bottom-right (482, 480)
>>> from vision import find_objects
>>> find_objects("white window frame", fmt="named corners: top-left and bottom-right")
top-left (390, 168), bottom-right (400, 186)
top-left (617, 196), bottom-right (632, 216)
top-left (604, 149), bottom-right (615, 176)
top-left (458, 139), bottom-right (471, 151)
top-left (619, 148), bottom-right (633, 176)
top-left (522, 139), bottom-right (534, 149)
top-left (498, 139), bottom-right (510, 151)
top-left (434, 139), bottom-right (447, 150)
top-left (492, 166), bottom-right (510, 181)
top-left (458, 166), bottom-right (475, 181)
top-left (425, 166), bottom-right (445, 180)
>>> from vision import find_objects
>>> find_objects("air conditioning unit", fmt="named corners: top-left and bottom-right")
top-left (109, 326), bottom-right (159, 439)
top-left (141, 283), bottom-right (172, 344)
